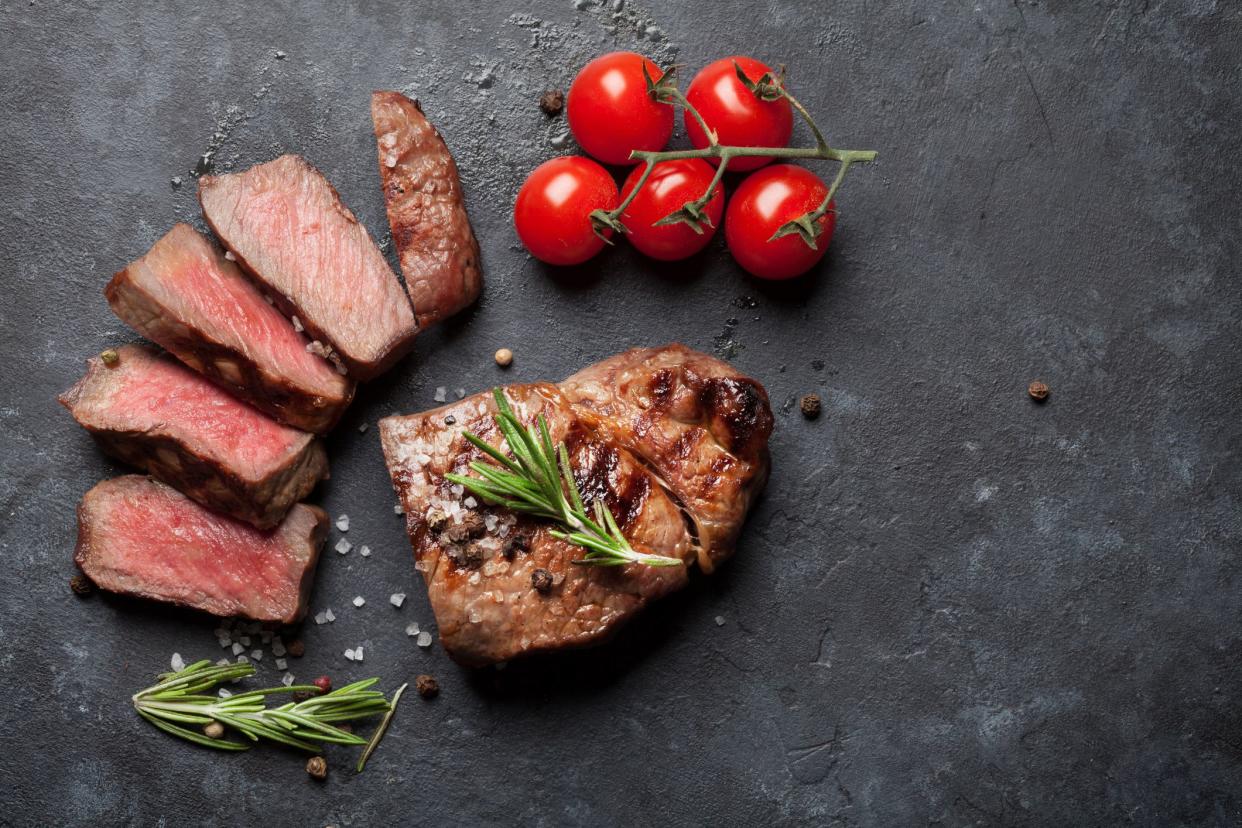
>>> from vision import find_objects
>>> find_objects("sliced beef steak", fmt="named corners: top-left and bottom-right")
top-left (198, 155), bottom-right (418, 380)
top-left (380, 384), bottom-right (692, 666)
top-left (75, 476), bottom-right (326, 623)
top-left (371, 91), bottom-right (482, 327)
top-left (60, 345), bottom-right (327, 529)
top-left (105, 223), bottom-right (352, 434)
top-left (379, 346), bottom-right (771, 666)
top-left (561, 344), bottom-right (773, 572)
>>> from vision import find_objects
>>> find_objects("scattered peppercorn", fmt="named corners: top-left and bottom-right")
top-left (306, 755), bottom-right (328, 781)
top-left (539, 89), bottom-right (565, 116)
top-left (494, 347), bottom-right (514, 367)
top-left (443, 511), bottom-right (486, 543)
top-left (501, 531), bottom-right (532, 560)
top-left (415, 674), bottom-right (440, 699)
top-left (100, 348), bottom-right (119, 367)
top-left (800, 394), bottom-right (821, 419)
top-left (203, 721), bottom-right (225, 740)
top-left (444, 414), bottom-right (457, 425)
top-left (69, 574), bottom-right (93, 596)
top-left (426, 508), bottom-right (449, 533)
top-left (531, 567), bottom-right (554, 594)
top-left (286, 638), bottom-right (305, 658)
top-left (312, 675), bottom-right (332, 694)
top-left (1028, 380), bottom-right (1050, 402)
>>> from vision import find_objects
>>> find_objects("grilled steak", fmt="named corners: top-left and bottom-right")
top-left (561, 344), bottom-right (773, 573)
top-left (60, 345), bottom-right (328, 529)
top-left (371, 91), bottom-right (482, 326)
top-left (379, 345), bottom-right (772, 665)
top-left (198, 155), bottom-right (419, 380)
top-left (105, 223), bottom-right (353, 434)
top-left (380, 383), bottom-right (692, 666)
top-left (75, 476), bottom-right (326, 623)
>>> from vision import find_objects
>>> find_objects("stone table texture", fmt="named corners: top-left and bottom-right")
top-left (1, 1), bottom-right (1238, 825)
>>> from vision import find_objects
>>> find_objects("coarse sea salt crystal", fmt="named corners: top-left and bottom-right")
top-left (464, 496), bottom-right (477, 509)
top-left (281, 673), bottom-right (295, 687)
top-left (325, 608), bottom-right (336, 622)
top-left (354, 647), bottom-right (364, 661)
top-left (455, 388), bottom-right (465, 399)
top-left (336, 514), bottom-right (350, 532)
top-left (468, 572), bottom-right (481, 586)
top-left (414, 452), bottom-right (432, 466)
top-left (232, 642), bottom-right (245, 655)
top-left (275, 657), bottom-right (287, 671)
top-left (314, 611), bottom-right (328, 625)
top-left (715, 616), bottom-right (726, 626)
top-left (272, 639), bottom-right (286, 657)
top-left (291, 315), bottom-right (303, 332)
top-left (250, 650), bottom-right (263, 661)
top-left (468, 609), bottom-right (481, 623)
top-left (237, 655), bottom-right (249, 664)
top-left (219, 636), bottom-right (232, 649)
top-left (353, 596), bottom-right (366, 607)
top-left (451, 484), bottom-right (464, 497)
top-left (344, 648), bottom-right (355, 661)
top-left (417, 631), bottom-right (432, 648)
top-left (239, 635), bottom-right (251, 646)
top-left (335, 538), bottom-right (352, 555)
top-left (218, 688), bottom-right (232, 698)
top-left (434, 386), bottom-right (447, 402)
top-left (216, 658), bottom-right (231, 667)
top-left (224, 250), bottom-right (236, 261)
top-left (405, 622), bottom-right (421, 637)
top-left (170, 653), bottom-right (185, 671)
top-left (394, 503), bottom-right (404, 515)
top-left (390, 593), bottom-right (406, 608)
top-left (360, 545), bottom-right (372, 558)
top-left (484, 515), bottom-right (498, 531)
top-left (359, 422), bottom-right (369, 433)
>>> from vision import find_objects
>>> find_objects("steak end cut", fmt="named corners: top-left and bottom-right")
top-left (60, 344), bottom-right (328, 529)
top-left (75, 476), bottom-right (326, 624)
top-left (372, 91), bottom-right (482, 328)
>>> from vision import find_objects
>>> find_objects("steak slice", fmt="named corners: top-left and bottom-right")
top-left (60, 345), bottom-right (328, 529)
top-left (380, 384), bottom-right (692, 666)
top-left (105, 223), bottom-right (353, 434)
top-left (561, 344), bottom-right (774, 573)
top-left (371, 91), bottom-right (482, 327)
top-left (75, 476), bottom-right (326, 623)
top-left (198, 155), bottom-right (419, 380)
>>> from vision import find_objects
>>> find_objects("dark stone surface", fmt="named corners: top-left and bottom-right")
top-left (2, 1), bottom-right (1239, 825)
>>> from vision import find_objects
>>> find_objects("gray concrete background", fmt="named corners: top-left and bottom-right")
top-left (1, 1), bottom-right (1239, 825)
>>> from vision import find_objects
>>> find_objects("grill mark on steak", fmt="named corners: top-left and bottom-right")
top-left (198, 154), bottom-right (418, 380)
top-left (60, 345), bottom-right (327, 529)
top-left (105, 223), bottom-right (353, 434)
top-left (75, 476), bottom-right (326, 623)
top-left (371, 91), bottom-right (482, 328)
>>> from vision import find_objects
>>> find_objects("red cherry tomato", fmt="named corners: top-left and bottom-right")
top-left (684, 56), bottom-right (793, 172)
top-left (567, 51), bottom-right (674, 165)
top-left (619, 159), bottom-right (724, 261)
top-left (514, 157), bottom-right (619, 266)
top-left (724, 164), bottom-right (835, 280)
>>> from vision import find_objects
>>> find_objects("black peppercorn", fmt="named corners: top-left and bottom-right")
top-left (1028, 380), bottom-right (1050, 402)
top-left (286, 638), bottom-right (305, 658)
top-left (69, 574), bottom-right (93, 596)
top-left (539, 89), bottom-right (565, 116)
top-left (531, 568), bottom-right (554, 594)
top-left (800, 394), bottom-right (821, 419)
top-left (415, 674), bottom-right (440, 699)
top-left (426, 508), bottom-right (449, 533)
top-left (501, 531), bottom-right (532, 560)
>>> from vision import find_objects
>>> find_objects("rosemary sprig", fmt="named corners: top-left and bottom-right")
top-left (133, 660), bottom-right (393, 755)
top-left (444, 388), bottom-right (681, 568)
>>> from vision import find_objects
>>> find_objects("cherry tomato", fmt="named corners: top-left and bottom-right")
top-left (567, 51), bottom-right (674, 165)
top-left (619, 159), bottom-right (724, 261)
top-left (724, 164), bottom-right (835, 280)
top-left (684, 56), bottom-right (793, 172)
top-left (514, 156), bottom-right (619, 266)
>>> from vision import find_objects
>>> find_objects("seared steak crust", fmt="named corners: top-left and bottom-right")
top-left (561, 344), bottom-right (774, 572)
top-left (75, 476), bottom-right (326, 623)
top-left (60, 345), bottom-right (327, 529)
top-left (371, 91), bottom-right (482, 327)
top-left (379, 345), bottom-right (772, 665)
top-left (105, 223), bottom-right (353, 434)
top-left (198, 155), bottom-right (418, 380)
